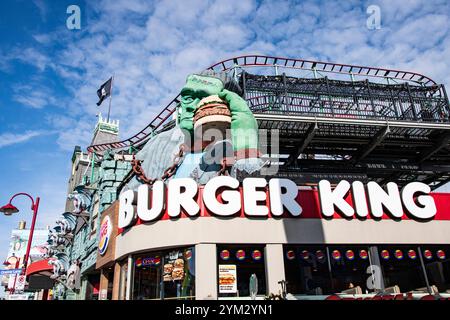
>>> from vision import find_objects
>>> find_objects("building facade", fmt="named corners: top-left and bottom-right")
top-left (1, 221), bottom-right (49, 299)
top-left (38, 114), bottom-right (132, 300)
top-left (50, 55), bottom-right (450, 300)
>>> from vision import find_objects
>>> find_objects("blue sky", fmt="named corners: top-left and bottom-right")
top-left (0, 0), bottom-right (449, 256)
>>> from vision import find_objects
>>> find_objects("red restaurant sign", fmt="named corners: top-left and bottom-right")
top-left (117, 178), bottom-right (450, 233)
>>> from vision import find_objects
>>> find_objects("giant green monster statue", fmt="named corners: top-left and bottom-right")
top-left (179, 72), bottom-right (260, 160)
top-left (125, 70), bottom-right (264, 189)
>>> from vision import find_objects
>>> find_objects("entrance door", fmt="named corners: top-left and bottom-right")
top-left (133, 265), bottom-right (162, 300)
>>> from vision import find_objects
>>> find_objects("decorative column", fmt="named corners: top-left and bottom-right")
top-left (264, 244), bottom-right (286, 296)
top-left (125, 255), bottom-right (133, 300)
top-left (195, 243), bottom-right (217, 300)
top-left (79, 278), bottom-right (87, 300)
top-left (99, 269), bottom-right (109, 300)
top-left (112, 262), bottom-right (121, 300)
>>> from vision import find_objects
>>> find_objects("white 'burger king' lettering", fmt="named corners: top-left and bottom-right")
top-left (318, 180), bottom-right (436, 220)
top-left (243, 178), bottom-right (269, 217)
top-left (401, 182), bottom-right (436, 219)
top-left (269, 178), bottom-right (302, 217)
top-left (167, 178), bottom-right (200, 217)
top-left (118, 178), bottom-right (437, 229)
top-left (137, 181), bottom-right (165, 222)
top-left (118, 189), bottom-right (137, 228)
top-left (203, 176), bottom-right (240, 216)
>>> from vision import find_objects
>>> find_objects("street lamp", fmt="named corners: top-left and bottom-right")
top-left (3, 255), bottom-right (20, 294)
top-left (0, 193), bottom-right (40, 280)
top-left (0, 203), bottom-right (19, 216)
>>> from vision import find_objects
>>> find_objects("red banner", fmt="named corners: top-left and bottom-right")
top-left (118, 188), bottom-right (450, 234)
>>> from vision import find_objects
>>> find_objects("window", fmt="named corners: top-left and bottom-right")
top-left (283, 244), bottom-right (450, 296)
top-left (217, 245), bottom-right (266, 298)
top-left (284, 245), bottom-right (372, 295)
top-left (84, 275), bottom-right (100, 300)
top-left (328, 246), bottom-right (371, 294)
top-left (284, 245), bottom-right (332, 295)
top-left (379, 245), bottom-right (427, 293)
top-left (421, 246), bottom-right (450, 293)
top-left (133, 256), bottom-right (162, 300)
top-left (132, 247), bottom-right (195, 300)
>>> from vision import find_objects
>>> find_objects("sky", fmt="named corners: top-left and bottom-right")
top-left (0, 0), bottom-right (449, 256)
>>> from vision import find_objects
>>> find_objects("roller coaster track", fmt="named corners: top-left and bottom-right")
top-left (87, 55), bottom-right (439, 153)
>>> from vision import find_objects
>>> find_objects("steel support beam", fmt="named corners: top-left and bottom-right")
top-left (431, 176), bottom-right (450, 190)
top-left (254, 113), bottom-right (450, 130)
top-left (417, 133), bottom-right (450, 163)
top-left (286, 122), bottom-right (318, 165)
top-left (421, 172), bottom-right (446, 185)
top-left (379, 171), bottom-right (403, 186)
top-left (351, 126), bottom-right (390, 162)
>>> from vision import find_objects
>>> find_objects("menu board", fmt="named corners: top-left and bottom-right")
top-left (218, 265), bottom-right (237, 293)
top-left (163, 250), bottom-right (185, 282)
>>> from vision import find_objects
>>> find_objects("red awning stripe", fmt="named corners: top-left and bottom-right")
top-left (26, 259), bottom-right (53, 276)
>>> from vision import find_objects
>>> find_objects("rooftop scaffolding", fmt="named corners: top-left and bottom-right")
top-left (87, 55), bottom-right (449, 153)
top-left (242, 72), bottom-right (449, 123)
top-left (86, 55), bottom-right (450, 189)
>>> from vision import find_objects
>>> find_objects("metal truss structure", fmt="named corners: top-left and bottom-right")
top-left (87, 55), bottom-right (450, 189)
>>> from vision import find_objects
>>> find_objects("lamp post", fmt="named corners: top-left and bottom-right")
top-left (3, 256), bottom-right (20, 294)
top-left (0, 193), bottom-right (40, 282)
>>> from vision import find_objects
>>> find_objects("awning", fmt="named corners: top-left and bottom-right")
top-left (26, 259), bottom-right (53, 277)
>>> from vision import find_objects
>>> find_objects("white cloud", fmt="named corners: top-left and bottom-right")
top-left (31, 0), bottom-right (49, 22)
top-left (1, 0), bottom-right (450, 251)
top-left (15, 47), bottom-right (51, 72)
top-left (4, 0), bottom-right (450, 153)
top-left (12, 83), bottom-right (59, 109)
top-left (0, 131), bottom-right (48, 148)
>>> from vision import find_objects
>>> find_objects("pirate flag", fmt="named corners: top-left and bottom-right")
top-left (96, 77), bottom-right (112, 106)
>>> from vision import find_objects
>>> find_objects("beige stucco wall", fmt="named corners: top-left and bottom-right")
top-left (115, 217), bottom-right (450, 299)
top-left (264, 244), bottom-right (285, 296)
top-left (194, 243), bottom-right (217, 300)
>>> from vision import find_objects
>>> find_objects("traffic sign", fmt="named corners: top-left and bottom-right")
top-left (15, 275), bottom-right (26, 292)
top-left (0, 268), bottom-right (23, 275)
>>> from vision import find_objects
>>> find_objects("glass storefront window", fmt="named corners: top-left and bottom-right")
top-left (133, 257), bottom-right (162, 300)
top-left (217, 245), bottom-right (266, 298)
top-left (379, 245), bottom-right (427, 293)
top-left (284, 245), bottom-right (332, 295)
top-left (284, 245), bottom-right (450, 296)
top-left (328, 246), bottom-right (371, 294)
top-left (421, 246), bottom-right (450, 293)
top-left (132, 247), bottom-right (195, 300)
top-left (284, 245), bottom-right (372, 295)
top-left (163, 248), bottom-right (195, 299)
top-left (84, 275), bottom-right (100, 300)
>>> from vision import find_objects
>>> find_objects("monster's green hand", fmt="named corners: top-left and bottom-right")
top-left (218, 89), bottom-right (259, 158)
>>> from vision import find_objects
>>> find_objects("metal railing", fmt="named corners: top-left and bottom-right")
top-left (243, 73), bottom-right (450, 123)
top-left (87, 55), bottom-right (448, 153)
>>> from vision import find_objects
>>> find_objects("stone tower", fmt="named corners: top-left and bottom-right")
top-left (91, 113), bottom-right (119, 147)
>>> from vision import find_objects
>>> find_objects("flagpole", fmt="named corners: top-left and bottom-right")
top-left (107, 74), bottom-right (114, 122)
